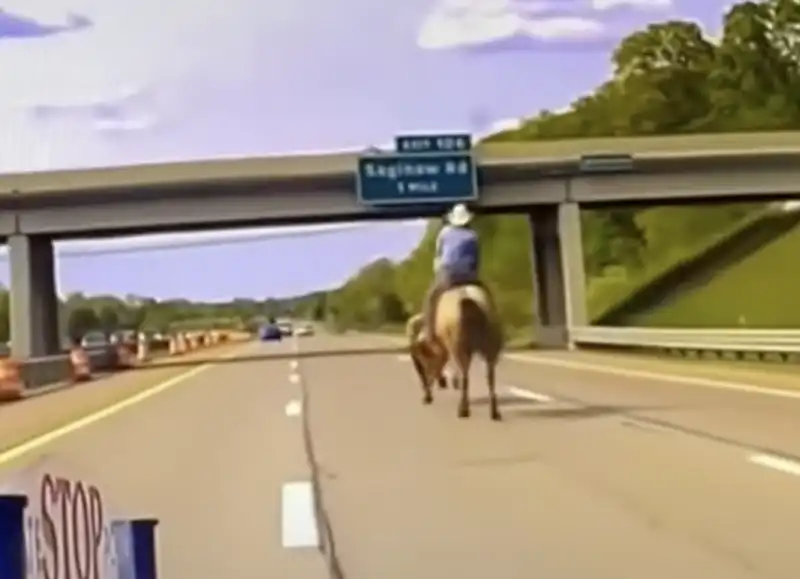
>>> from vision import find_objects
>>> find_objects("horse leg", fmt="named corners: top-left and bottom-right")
top-left (445, 362), bottom-right (460, 390)
top-left (457, 369), bottom-right (470, 418)
top-left (437, 374), bottom-right (448, 389)
top-left (422, 380), bottom-right (433, 405)
top-left (450, 365), bottom-right (460, 390)
top-left (487, 360), bottom-right (501, 421)
top-left (413, 355), bottom-right (433, 405)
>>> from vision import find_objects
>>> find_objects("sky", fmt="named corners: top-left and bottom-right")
top-left (0, 0), bottom-right (733, 300)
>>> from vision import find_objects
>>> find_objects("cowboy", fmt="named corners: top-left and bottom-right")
top-left (420, 203), bottom-right (481, 342)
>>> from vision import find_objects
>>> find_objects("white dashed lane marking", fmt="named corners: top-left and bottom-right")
top-left (281, 344), bottom-right (317, 549)
top-left (281, 481), bottom-right (319, 548)
top-left (284, 400), bottom-right (302, 417)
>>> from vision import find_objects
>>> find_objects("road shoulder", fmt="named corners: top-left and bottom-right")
top-left (0, 341), bottom-right (253, 456)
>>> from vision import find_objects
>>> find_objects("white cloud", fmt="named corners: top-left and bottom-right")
top-left (0, 7), bottom-right (151, 110)
top-left (0, 0), bottom-right (282, 162)
top-left (0, 1), bottom-right (166, 162)
top-left (590, 0), bottom-right (671, 10)
top-left (418, 0), bottom-right (604, 50)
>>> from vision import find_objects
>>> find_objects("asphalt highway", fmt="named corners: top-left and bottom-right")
top-left (2, 333), bottom-right (800, 578)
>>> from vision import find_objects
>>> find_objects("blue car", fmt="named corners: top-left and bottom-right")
top-left (259, 324), bottom-right (282, 342)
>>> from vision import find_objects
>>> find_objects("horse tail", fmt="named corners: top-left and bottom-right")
top-left (405, 314), bottom-right (424, 341)
top-left (458, 297), bottom-right (499, 362)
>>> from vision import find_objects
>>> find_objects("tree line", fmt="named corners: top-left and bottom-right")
top-left (0, 289), bottom-right (303, 343)
top-left (293, 0), bottom-right (800, 333)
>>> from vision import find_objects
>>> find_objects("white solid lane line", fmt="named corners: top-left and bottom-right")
top-left (508, 353), bottom-right (800, 402)
top-left (0, 344), bottom-right (253, 467)
top-left (281, 481), bottom-right (319, 548)
top-left (748, 453), bottom-right (800, 477)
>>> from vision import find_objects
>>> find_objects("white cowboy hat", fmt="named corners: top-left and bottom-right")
top-left (447, 203), bottom-right (473, 226)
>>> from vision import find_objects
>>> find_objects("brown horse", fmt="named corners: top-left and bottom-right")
top-left (406, 314), bottom-right (451, 392)
top-left (409, 284), bottom-right (504, 420)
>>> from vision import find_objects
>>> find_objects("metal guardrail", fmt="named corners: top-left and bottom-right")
top-left (571, 326), bottom-right (800, 354)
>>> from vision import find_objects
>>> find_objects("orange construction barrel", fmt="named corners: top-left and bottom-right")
top-left (69, 347), bottom-right (92, 382)
top-left (0, 359), bottom-right (24, 401)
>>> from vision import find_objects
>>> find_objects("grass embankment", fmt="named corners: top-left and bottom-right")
top-left (595, 208), bottom-right (800, 324)
top-left (634, 220), bottom-right (800, 328)
top-left (365, 208), bottom-right (799, 339)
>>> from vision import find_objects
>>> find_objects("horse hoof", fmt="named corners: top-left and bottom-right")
top-left (437, 378), bottom-right (448, 389)
top-left (491, 412), bottom-right (502, 421)
top-left (458, 407), bottom-right (470, 419)
top-left (423, 396), bottom-right (433, 405)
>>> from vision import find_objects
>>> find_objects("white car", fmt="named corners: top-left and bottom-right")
top-left (294, 324), bottom-right (314, 337)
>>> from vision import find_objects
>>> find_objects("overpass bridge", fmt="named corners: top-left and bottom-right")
top-left (3, 131), bottom-right (800, 359)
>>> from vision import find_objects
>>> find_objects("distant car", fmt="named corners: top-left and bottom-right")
top-left (110, 330), bottom-right (137, 345)
top-left (294, 324), bottom-right (314, 337)
top-left (276, 321), bottom-right (294, 336)
top-left (81, 331), bottom-right (109, 349)
top-left (259, 324), bottom-right (283, 342)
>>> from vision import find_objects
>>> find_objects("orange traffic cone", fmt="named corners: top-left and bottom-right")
top-left (137, 334), bottom-right (150, 363)
top-left (0, 359), bottom-right (24, 401)
top-left (69, 347), bottom-right (92, 382)
top-left (115, 344), bottom-right (136, 369)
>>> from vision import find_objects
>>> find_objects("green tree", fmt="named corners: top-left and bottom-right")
top-left (98, 306), bottom-right (120, 337)
top-left (611, 21), bottom-right (715, 133)
top-left (706, 1), bottom-right (800, 130)
top-left (119, 305), bottom-right (147, 331)
top-left (140, 306), bottom-right (176, 334)
top-left (67, 307), bottom-right (100, 342)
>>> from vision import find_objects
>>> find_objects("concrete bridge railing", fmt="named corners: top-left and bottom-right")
top-left (570, 326), bottom-right (800, 358)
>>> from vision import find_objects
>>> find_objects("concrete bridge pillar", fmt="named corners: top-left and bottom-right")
top-left (528, 203), bottom-right (588, 349)
top-left (9, 235), bottom-right (60, 358)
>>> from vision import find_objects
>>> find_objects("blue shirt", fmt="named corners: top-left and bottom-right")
top-left (435, 225), bottom-right (479, 281)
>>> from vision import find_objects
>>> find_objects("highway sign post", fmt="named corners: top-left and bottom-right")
top-left (357, 133), bottom-right (478, 206)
